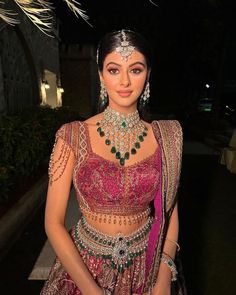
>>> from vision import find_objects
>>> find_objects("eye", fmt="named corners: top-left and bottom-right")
top-left (130, 68), bottom-right (143, 74)
top-left (108, 68), bottom-right (119, 75)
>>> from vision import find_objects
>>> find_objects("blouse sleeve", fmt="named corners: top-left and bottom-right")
top-left (48, 122), bottom-right (80, 185)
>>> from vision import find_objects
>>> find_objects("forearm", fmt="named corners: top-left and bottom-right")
top-left (46, 223), bottom-right (101, 295)
top-left (162, 203), bottom-right (179, 259)
top-left (153, 203), bottom-right (179, 293)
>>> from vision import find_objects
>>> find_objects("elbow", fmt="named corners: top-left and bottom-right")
top-left (44, 217), bottom-right (65, 239)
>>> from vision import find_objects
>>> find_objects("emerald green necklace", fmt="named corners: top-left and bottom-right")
top-left (96, 106), bottom-right (148, 166)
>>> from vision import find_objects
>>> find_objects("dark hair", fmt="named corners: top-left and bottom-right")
top-left (96, 29), bottom-right (152, 121)
top-left (97, 29), bottom-right (152, 71)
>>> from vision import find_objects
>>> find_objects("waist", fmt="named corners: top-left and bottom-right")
top-left (81, 207), bottom-right (151, 236)
top-left (73, 215), bottom-right (153, 273)
top-left (81, 203), bottom-right (150, 222)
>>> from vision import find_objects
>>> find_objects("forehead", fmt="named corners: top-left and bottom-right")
top-left (103, 50), bottom-right (146, 66)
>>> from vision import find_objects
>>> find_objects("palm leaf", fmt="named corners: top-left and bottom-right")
top-left (0, 1), bottom-right (20, 25)
top-left (14, 0), bottom-right (54, 36)
top-left (149, 0), bottom-right (159, 7)
top-left (63, 0), bottom-right (92, 27)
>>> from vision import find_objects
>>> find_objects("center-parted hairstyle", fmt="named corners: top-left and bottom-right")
top-left (96, 29), bottom-right (153, 121)
top-left (97, 29), bottom-right (152, 72)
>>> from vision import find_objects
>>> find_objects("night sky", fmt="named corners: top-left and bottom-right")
top-left (53, 0), bottom-right (165, 44)
top-left (52, 0), bottom-right (235, 111)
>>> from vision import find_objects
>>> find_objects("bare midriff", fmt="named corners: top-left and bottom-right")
top-left (83, 212), bottom-right (150, 236)
top-left (85, 215), bottom-right (148, 236)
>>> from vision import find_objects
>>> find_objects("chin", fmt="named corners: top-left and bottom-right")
top-left (110, 97), bottom-right (138, 108)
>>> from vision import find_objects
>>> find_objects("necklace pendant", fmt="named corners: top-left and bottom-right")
top-left (124, 152), bottom-right (129, 159)
top-left (116, 151), bottom-right (121, 159)
top-left (131, 148), bottom-right (137, 155)
top-left (97, 107), bottom-right (148, 167)
top-left (138, 135), bottom-right (144, 142)
top-left (111, 146), bottom-right (116, 153)
top-left (121, 121), bottom-right (126, 128)
top-left (120, 158), bottom-right (125, 166)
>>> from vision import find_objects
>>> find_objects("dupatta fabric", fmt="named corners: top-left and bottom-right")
top-left (144, 120), bottom-right (184, 293)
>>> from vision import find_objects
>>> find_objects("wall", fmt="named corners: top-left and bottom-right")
top-left (0, 0), bottom-right (60, 114)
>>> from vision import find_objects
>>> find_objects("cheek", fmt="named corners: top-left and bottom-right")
top-left (103, 77), bottom-right (118, 90)
top-left (135, 77), bottom-right (146, 91)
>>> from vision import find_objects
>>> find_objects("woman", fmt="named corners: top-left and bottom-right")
top-left (41, 29), bottom-right (185, 295)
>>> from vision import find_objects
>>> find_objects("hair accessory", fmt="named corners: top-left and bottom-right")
top-left (161, 252), bottom-right (178, 281)
top-left (96, 106), bottom-right (148, 166)
top-left (140, 81), bottom-right (150, 106)
top-left (165, 237), bottom-right (180, 251)
top-left (99, 81), bottom-right (108, 106)
top-left (115, 30), bottom-right (135, 61)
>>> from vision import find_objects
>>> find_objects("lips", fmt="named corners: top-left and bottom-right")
top-left (117, 91), bottom-right (133, 97)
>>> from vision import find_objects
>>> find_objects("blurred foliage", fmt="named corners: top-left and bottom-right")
top-left (0, 105), bottom-right (82, 202)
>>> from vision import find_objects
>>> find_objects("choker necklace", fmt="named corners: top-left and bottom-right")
top-left (96, 106), bottom-right (148, 166)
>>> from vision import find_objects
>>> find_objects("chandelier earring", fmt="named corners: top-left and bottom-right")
top-left (99, 81), bottom-right (108, 106)
top-left (140, 82), bottom-right (150, 106)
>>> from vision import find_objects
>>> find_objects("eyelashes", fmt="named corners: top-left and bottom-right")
top-left (107, 68), bottom-right (144, 75)
top-left (108, 68), bottom-right (119, 75)
top-left (131, 68), bottom-right (143, 74)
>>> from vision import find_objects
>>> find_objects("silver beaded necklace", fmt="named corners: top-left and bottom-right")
top-left (96, 106), bottom-right (148, 166)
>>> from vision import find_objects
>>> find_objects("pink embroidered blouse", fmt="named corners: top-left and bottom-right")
top-left (54, 121), bottom-right (160, 216)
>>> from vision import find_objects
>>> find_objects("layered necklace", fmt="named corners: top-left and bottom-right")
top-left (96, 106), bottom-right (148, 166)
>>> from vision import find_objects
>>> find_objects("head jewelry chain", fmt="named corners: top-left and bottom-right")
top-left (115, 30), bottom-right (135, 61)
top-left (96, 29), bottom-right (135, 64)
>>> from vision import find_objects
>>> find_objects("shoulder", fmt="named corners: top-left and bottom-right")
top-left (55, 121), bottom-right (83, 156)
top-left (58, 120), bottom-right (83, 130)
top-left (151, 120), bottom-right (183, 153)
top-left (151, 119), bottom-right (182, 129)
top-left (151, 119), bottom-right (182, 138)
top-left (56, 120), bottom-right (83, 136)
top-left (83, 113), bottom-right (103, 127)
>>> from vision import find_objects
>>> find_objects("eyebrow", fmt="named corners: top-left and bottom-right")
top-left (106, 61), bottom-right (146, 68)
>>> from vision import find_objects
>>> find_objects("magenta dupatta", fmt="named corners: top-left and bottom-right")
top-left (139, 120), bottom-right (183, 294)
top-left (145, 146), bottom-right (163, 277)
top-left (135, 143), bottom-right (163, 294)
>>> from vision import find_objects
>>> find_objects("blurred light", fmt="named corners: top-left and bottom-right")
top-left (205, 84), bottom-right (210, 88)
top-left (43, 80), bottom-right (50, 89)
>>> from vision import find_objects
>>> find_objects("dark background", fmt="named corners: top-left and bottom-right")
top-left (1, 1), bottom-right (236, 295)
top-left (52, 0), bottom-right (236, 120)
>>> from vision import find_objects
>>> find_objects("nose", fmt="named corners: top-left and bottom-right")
top-left (120, 70), bottom-right (130, 87)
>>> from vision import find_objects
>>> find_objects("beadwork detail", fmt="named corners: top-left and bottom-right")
top-left (96, 106), bottom-right (148, 166)
top-left (115, 29), bottom-right (135, 61)
top-left (48, 138), bottom-right (71, 185)
top-left (80, 206), bottom-right (151, 226)
top-left (73, 216), bottom-right (153, 273)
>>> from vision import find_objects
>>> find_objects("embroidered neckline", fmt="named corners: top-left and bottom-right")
top-left (83, 121), bottom-right (159, 169)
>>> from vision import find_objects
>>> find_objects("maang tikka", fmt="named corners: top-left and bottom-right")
top-left (115, 30), bottom-right (135, 61)
top-left (140, 82), bottom-right (150, 106)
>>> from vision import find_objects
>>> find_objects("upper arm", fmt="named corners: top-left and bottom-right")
top-left (45, 123), bottom-right (78, 227)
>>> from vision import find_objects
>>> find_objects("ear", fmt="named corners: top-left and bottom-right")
top-left (146, 68), bottom-right (151, 82)
top-left (98, 71), bottom-right (104, 83)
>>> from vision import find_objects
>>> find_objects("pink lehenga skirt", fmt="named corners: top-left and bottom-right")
top-left (40, 216), bottom-right (153, 295)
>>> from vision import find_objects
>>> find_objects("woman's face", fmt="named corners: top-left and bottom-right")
top-left (99, 50), bottom-right (149, 113)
